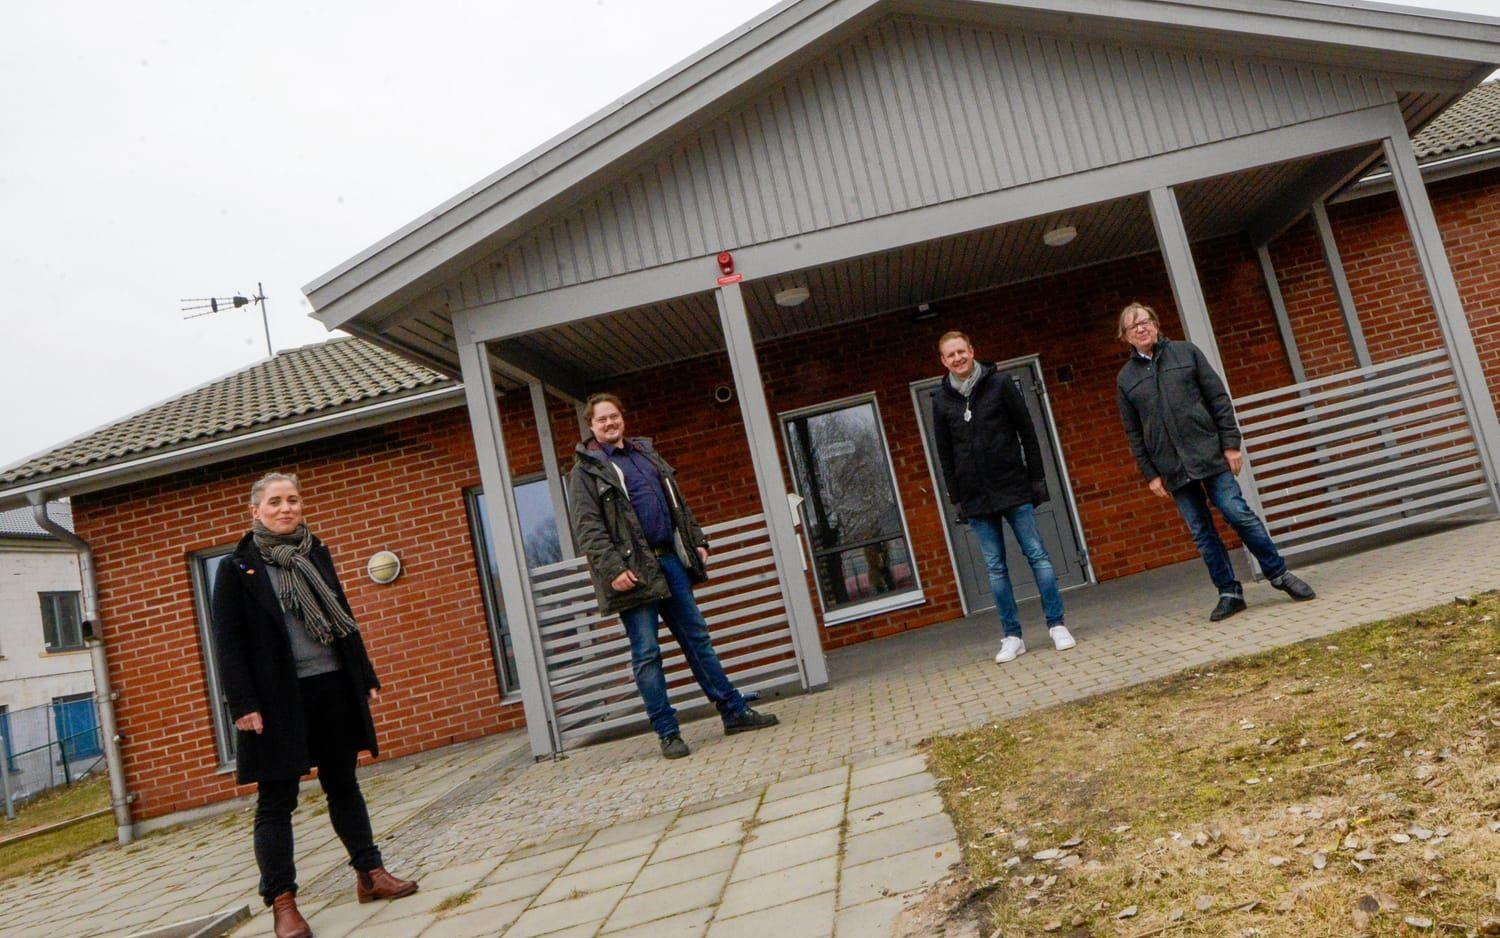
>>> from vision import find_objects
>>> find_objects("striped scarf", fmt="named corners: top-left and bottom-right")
top-left (251, 522), bottom-right (359, 646)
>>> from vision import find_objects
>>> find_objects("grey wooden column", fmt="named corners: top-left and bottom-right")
top-left (1383, 124), bottom-right (1500, 512)
top-left (1311, 200), bottom-right (1372, 368)
top-left (455, 327), bottom-right (559, 757)
top-left (1254, 243), bottom-right (1307, 385)
top-left (1148, 187), bottom-right (1270, 526)
top-left (716, 281), bottom-right (830, 689)
top-left (529, 380), bottom-right (575, 559)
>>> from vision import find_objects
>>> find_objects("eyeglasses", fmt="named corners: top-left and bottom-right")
top-left (1126, 320), bottom-right (1156, 332)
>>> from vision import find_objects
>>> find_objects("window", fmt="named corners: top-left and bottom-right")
top-left (51, 693), bottom-right (101, 761)
top-left (189, 546), bottom-right (237, 766)
top-left (465, 477), bottom-right (566, 695)
top-left (40, 592), bottom-right (84, 651)
top-left (782, 395), bottom-right (923, 624)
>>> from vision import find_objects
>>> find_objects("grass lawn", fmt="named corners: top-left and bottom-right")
top-left (0, 774), bottom-right (113, 881)
top-left (927, 592), bottom-right (1500, 937)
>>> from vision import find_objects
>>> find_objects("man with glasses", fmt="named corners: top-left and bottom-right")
top-left (568, 393), bottom-right (778, 760)
top-left (1115, 303), bottom-right (1315, 620)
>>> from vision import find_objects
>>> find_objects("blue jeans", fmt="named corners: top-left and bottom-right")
top-left (968, 504), bottom-right (1065, 639)
top-left (619, 553), bottom-right (746, 739)
top-left (1171, 471), bottom-right (1287, 592)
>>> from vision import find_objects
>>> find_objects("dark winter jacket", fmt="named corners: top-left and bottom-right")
top-left (211, 532), bottom-right (380, 785)
top-left (568, 437), bottom-right (709, 614)
top-left (933, 364), bottom-right (1047, 518)
top-left (1116, 338), bottom-right (1243, 492)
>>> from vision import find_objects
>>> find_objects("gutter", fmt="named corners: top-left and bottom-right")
top-left (0, 384), bottom-right (464, 513)
top-left (1336, 143), bottom-right (1500, 202)
top-left (28, 494), bottom-right (135, 845)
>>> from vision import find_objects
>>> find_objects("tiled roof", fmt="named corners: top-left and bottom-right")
top-left (1411, 80), bottom-right (1500, 161)
top-left (0, 501), bottom-right (73, 539)
top-left (0, 339), bottom-right (452, 488)
top-left (3, 86), bottom-right (1498, 498)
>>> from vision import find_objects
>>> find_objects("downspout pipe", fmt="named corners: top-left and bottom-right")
top-left (28, 493), bottom-right (134, 844)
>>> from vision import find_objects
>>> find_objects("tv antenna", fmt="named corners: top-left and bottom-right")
top-left (181, 281), bottom-right (272, 357)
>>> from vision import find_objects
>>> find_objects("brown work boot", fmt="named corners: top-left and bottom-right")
top-left (271, 892), bottom-right (312, 938)
top-left (356, 867), bottom-right (419, 903)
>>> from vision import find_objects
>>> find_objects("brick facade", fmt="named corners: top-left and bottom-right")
top-left (73, 166), bottom-right (1500, 824)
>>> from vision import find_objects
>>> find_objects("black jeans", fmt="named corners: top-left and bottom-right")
top-left (254, 669), bottom-right (382, 905)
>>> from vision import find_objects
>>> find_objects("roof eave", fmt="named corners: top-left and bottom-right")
top-left (302, 0), bottom-right (1500, 335)
top-left (0, 385), bottom-right (465, 513)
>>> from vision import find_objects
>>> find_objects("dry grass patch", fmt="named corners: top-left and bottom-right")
top-left (0, 775), bottom-right (113, 881)
top-left (928, 593), bottom-right (1500, 937)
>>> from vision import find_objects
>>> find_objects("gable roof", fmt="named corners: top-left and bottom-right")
top-left (1411, 78), bottom-right (1500, 160)
top-left (0, 502), bottom-right (73, 541)
top-left (0, 339), bottom-right (458, 507)
top-left (302, 0), bottom-right (1500, 338)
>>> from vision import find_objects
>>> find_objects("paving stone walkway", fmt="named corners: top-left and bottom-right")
top-left (1, 517), bottom-right (1497, 937)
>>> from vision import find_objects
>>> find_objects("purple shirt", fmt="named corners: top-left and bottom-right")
top-left (601, 441), bottom-right (673, 549)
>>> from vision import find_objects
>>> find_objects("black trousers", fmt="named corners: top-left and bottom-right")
top-left (254, 669), bottom-right (382, 904)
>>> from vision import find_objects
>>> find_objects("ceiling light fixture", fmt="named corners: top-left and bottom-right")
top-left (1043, 225), bottom-right (1077, 247)
top-left (773, 286), bottom-right (811, 308)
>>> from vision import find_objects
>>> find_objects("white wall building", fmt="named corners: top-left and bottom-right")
top-left (0, 503), bottom-right (94, 785)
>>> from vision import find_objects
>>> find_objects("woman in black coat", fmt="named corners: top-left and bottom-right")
top-left (212, 472), bottom-right (417, 938)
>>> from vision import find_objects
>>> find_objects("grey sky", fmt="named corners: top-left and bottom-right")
top-left (1, 0), bottom-right (1495, 469)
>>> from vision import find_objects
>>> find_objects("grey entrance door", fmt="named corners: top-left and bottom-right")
top-left (912, 360), bottom-right (1090, 615)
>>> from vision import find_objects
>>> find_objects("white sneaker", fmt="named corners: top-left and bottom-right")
top-left (1049, 625), bottom-right (1077, 651)
top-left (994, 637), bottom-right (1026, 663)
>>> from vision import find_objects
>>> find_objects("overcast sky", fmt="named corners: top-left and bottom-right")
top-left (2, 0), bottom-right (1496, 470)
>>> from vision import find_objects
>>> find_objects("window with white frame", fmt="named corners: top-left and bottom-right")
top-left (39, 591), bottom-right (84, 651)
top-left (781, 395), bottom-right (922, 624)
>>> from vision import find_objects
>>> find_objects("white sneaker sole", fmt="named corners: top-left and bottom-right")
top-left (994, 644), bottom-right (1027, 664)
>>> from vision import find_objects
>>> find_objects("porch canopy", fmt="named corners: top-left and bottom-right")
top-left (304, 0), bottom-right (1500, 758)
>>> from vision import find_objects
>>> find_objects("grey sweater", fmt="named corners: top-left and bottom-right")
top-left (267, 564), bottom-right (342, 678)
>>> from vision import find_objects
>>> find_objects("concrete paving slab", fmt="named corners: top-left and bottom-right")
top-left (586, 811), bottom-right (676, 849)
top-left (707, 890), bottom-right (836, 938)
top-left (755, 783), bottom-right (847, 823)
top-left (846, 771), bottom-right (935, 811)
top-left (742, 803), bottom-right (845, 850)
top-left (842, 811), bottom-right (957, 868)
top-left (849, 754), bottom-right (928, 789)
top-left (668, 797), bottom-right (759, 835)
top-left (653, 818), bottom-right (750, 863)
top-left (762, 766), bottom-right (850, 802)
top-left (629, 843), bottom-right (739, 896)
top-left (833, 895), bottom-right (909, 936)
top-left (604, 869), bottom-right (729, 932)
top-left (731, 828), bottom-right (840, 883)
top-left (603, 905), bottom-right (714, 937)
top-left (716, 856), bottom-right (838, 920)
top-left (837, 841), bottom-right (960, 909)
top-left (560, 832), bottom-right (658, 875)
top-left (505, 883), bottom-right (628, 937)
top-left (844, 791), bottom-right (945, 838)
top-left (534, 854), bottom-right (648, 906)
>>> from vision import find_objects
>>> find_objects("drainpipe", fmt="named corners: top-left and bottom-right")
top-left (28, 493), bottom-right (134, 844)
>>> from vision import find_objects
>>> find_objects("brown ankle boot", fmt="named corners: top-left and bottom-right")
top-left (356, 867), bottom-right (419, 903)
top-left (271, 892), bottom-right (312, 938)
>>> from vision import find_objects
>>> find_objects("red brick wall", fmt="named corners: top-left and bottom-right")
top-left (70, 166), bottom-right (1500, 823)
top-left (69, 395), bottom-right (560, 823)
top-left (602, 232), bottom-right (1300, 648)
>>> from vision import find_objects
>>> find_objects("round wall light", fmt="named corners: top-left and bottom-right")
top-left (367, 550), bottom-right (402, 585)
top-left (1043, 225), bottom-right (1077, 247)
top-left (773, 286), bottom-right (811, 307)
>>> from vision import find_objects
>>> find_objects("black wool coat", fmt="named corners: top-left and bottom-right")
top-left (1116, 338), bottom-right (1243, 492)
top-left (211, 532), bottom-right (380, 785)
top-left (933, 364), bottom-right (1046, 518)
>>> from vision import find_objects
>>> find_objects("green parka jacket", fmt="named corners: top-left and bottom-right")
top-left (567, 437), bottom-right (709, 614)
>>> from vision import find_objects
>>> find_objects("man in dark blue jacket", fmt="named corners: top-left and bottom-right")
top-left (1115, 302), bottom-right (1315, 620)
top-left (934, 331), bottom-right (1074, 664)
